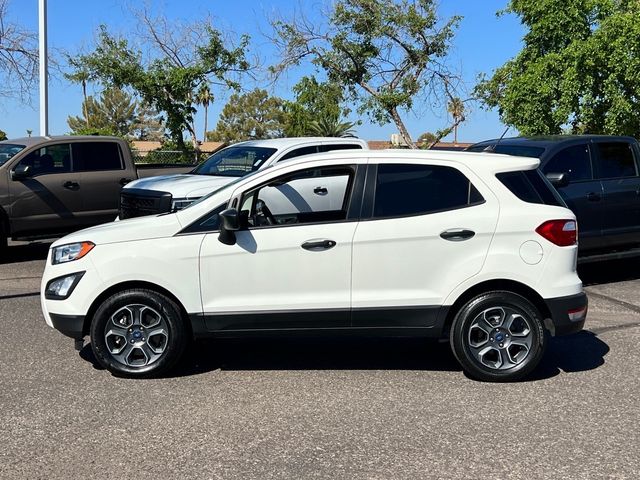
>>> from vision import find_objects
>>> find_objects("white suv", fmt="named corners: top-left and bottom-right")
top-left (41, 150), bottom-right (587, 381)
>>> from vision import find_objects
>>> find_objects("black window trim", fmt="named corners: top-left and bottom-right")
top-left (360, 163), bottom-right (486, 221)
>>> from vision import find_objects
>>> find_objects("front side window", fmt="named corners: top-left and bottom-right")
top-left (240, 166), bottom-right (354, 227)
top-left (72, 142), bottom-right (123, 171)
top-left (17, 143), bottom-right (71, 175)
top-left (278, 145), bottom-right (319, 162)
top-left (181, 203), bottom-right (227, 233)
top-left (594, 142), bottom-right (638, 179)
top-left (373, 164), bottom-right (484, 218)
top-left (543, 144), bottom-right (593, 182)
top-left (194, 146), bottom-right (277, 176)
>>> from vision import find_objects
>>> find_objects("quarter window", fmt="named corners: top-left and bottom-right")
top-left (543, 145), bottom-right (593, 182)
top-left (278, 146), bottom-right (319, 161)
top-left (594, 142), bottom-right (638, 179)
top-left (72, 142), bottom-right (123, 171)
top-left (373, 164), bottom-right (484, 218)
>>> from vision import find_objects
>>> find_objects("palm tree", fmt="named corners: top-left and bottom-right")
top-left (65, 62), bottom-right (92, 128)
top-left (196, 84), bottom-right (213, 141)
top-left (447, 97), bottom-right (465, 144)
top-left (307, 114), bottom-right (356, 137)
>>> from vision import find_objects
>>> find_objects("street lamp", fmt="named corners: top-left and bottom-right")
top-left (39, 0), bottom-right (48, 136)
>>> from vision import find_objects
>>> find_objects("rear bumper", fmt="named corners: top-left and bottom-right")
top-left (544, 292), bottom-right (587, 336)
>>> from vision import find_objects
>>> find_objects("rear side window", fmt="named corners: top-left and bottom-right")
top-left (594, 142), bottom-right (638, 179)
top-left (318, 144), bottom-right (363, 152)
top-left (543, 144), bottom-right (593, 182)
top-left (373, 164), bottom-right (484, 218)
top-left (497, 170), bottom-right (564, 206)
top-left (72, 142), bottom-right (123, 171)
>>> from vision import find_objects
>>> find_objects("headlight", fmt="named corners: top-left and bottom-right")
top-left (52, 242), bottom-right (95, 265)
top-left (171, 198), bottom-right (198, 211)
top-left (45, 272), bottom-right (85, 300)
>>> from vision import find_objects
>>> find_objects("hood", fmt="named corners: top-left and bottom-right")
top-left (51, 213), bottom-right (183, 248)
top-left (126, 174), bottom-right (236, 199)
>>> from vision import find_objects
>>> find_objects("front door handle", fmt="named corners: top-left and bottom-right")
top-left (63, 181), bottom-right (80, 191)
top-left (313, 187), bottom-right (328, 195)
top-left (120, 177), bottom-right (133, 186)
top-left (440, 229), bottom-right (475, 242)
top-left (587, 192), bottom-right (601, 202)
top-left (301, 239), bottom-right (336, 251)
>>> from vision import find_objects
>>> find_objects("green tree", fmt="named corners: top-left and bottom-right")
top-left (283, 76), bottom-right (350, 137)
top-left (0, 129), bottom-right (7, 141)
top-left (67, 87), bottom-right (138, 137)
top-left (446, 97), bottom-right (465, 143)
top-left (65, 59), bottom-right (94, 127)
top-left (272, 0), bottom-right (461, 148)
top-left (475, 0), bottom-right (640, 136)
top-left (417, 131), bottom-right (437, 145)
top-left (70, 10), bottom-right (249, 150)
top-left (208, 89), bottom-right (286, 142)
top-left (196, 84), bottom-right (213, 141)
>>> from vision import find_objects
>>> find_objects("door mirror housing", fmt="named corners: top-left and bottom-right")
top-left (11, 164), bottom-right (32, 180)
top-left (218, 208), bottom-right (240, 245)
top-left (545, 172), bottom-right (569, 188)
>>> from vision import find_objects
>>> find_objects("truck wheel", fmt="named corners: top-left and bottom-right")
top-left (90, 289), bottom-right (188, 378)
top-left (450, 291), bottom-right (546, 382)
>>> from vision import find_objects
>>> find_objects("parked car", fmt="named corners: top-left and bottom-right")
top-left (467, 135), bottom-right (640, 261)
top-left (0, 136), bottom-right (194, 252)
top-left (119, 137), bottom-right (368, 219)
top-left (42, 149), bottom-right (586, 382)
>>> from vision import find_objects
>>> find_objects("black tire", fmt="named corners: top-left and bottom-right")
top-left (450, 291), bottom-right (546, 382)
top-left (90, 289), bottom-right (188, 378)
top-left (0, 222), bottom-right (7, 261)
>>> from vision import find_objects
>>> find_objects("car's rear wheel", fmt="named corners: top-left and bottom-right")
top-left (90, 289), bottom-right (188, 378)
top-left (450, 291), bottom-right (546, 382)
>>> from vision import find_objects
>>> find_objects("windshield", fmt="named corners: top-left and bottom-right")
top-left (193, 146), bottom-right (277, 177)
top-left (0, 144), bottom-right (26, 167)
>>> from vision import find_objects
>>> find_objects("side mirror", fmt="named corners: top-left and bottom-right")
top-left (545, 172), bottom-right (569, 188)
top-left (218, 208), bottom-right (239, 245)
top-left (11, 164), bottom-right (32, 180)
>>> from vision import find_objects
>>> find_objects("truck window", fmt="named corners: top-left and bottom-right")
top-left (278, 146), bottom-right (319, 161)
top-left (17, 143), bottom-right (71, 175)
top-left (594, 142), bottom-right (638, 179)
top-left (543, 144), bottom-right (593, 182)
top-left (0, 144), bottom-right (25, 167)
top-left (72, 142), bottom-right (123, 171)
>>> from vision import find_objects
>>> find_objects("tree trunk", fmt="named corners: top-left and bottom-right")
top-left (389, 107), bottom-right (416, 149)
top-left (203, 104), bottom-right (208, 141)
top-left (454, 124), bottom-right (458, 144)
top-left (82, 80), bottom-right (89, 127)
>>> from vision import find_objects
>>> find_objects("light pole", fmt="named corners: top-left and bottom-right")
top-left (39, 0), bottom-right (48, 136)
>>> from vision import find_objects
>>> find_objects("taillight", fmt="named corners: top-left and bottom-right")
top-left (536, 220), bottom-right (577, 247)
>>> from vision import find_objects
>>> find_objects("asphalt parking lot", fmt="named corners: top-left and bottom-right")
top-left (1, 240), bottom-right (639, 479)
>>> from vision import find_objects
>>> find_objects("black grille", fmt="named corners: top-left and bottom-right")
top-left (119, 189), bottom-right (173, 219)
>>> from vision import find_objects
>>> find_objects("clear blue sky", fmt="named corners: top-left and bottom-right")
top-left (0, 0), bottom-right (524, 143)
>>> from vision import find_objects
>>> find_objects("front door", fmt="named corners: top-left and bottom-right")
top-left (198, 164), bottom-right (362, 331)
top-left (8, 142), bottom-right (83, 236)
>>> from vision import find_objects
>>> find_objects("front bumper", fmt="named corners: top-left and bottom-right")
top-left (50, 313), bottom-right (86, 340)
top-left (544, 292), bottom-right (588, 336)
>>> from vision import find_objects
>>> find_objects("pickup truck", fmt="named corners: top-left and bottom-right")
top-left (0, 135), bottom-right (194, 251)
top-left (119, 137), bottom-right (368, 218)
top-left (467, 135), bottom-right (640, 261)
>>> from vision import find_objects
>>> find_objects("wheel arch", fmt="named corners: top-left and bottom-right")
top-left (441, 279), bottom-right (551, 337)
top-left (83, 280), bottom-right (192, 338)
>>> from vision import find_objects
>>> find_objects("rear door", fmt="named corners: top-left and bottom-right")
top-left (351, 161), bottom-right (498, 328)
top-left (73, 141), bottom-right (132, 226)
top-left (541, 143), bottom-right (603, 252)
top-left (592, 140), bottom-right (640, 249)
top-left (7, 142), bottom-right (82, 236)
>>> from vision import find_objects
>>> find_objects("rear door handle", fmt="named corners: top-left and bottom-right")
top-left (313, 187), bottom-right (328, 195)
top-left (63, 181), bottom-right (80, 191)
top-left (587, 192), bottom-right (601, 202)
top-left (440, 229), bottom-right (475, 241)
top-left (301, 239), bottom-right (336, 251)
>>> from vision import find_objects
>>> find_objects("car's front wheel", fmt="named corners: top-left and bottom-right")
top-left (90, 289), bottom-right (188, 377)
top-left (450, 291), bottom-right (546, 382)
